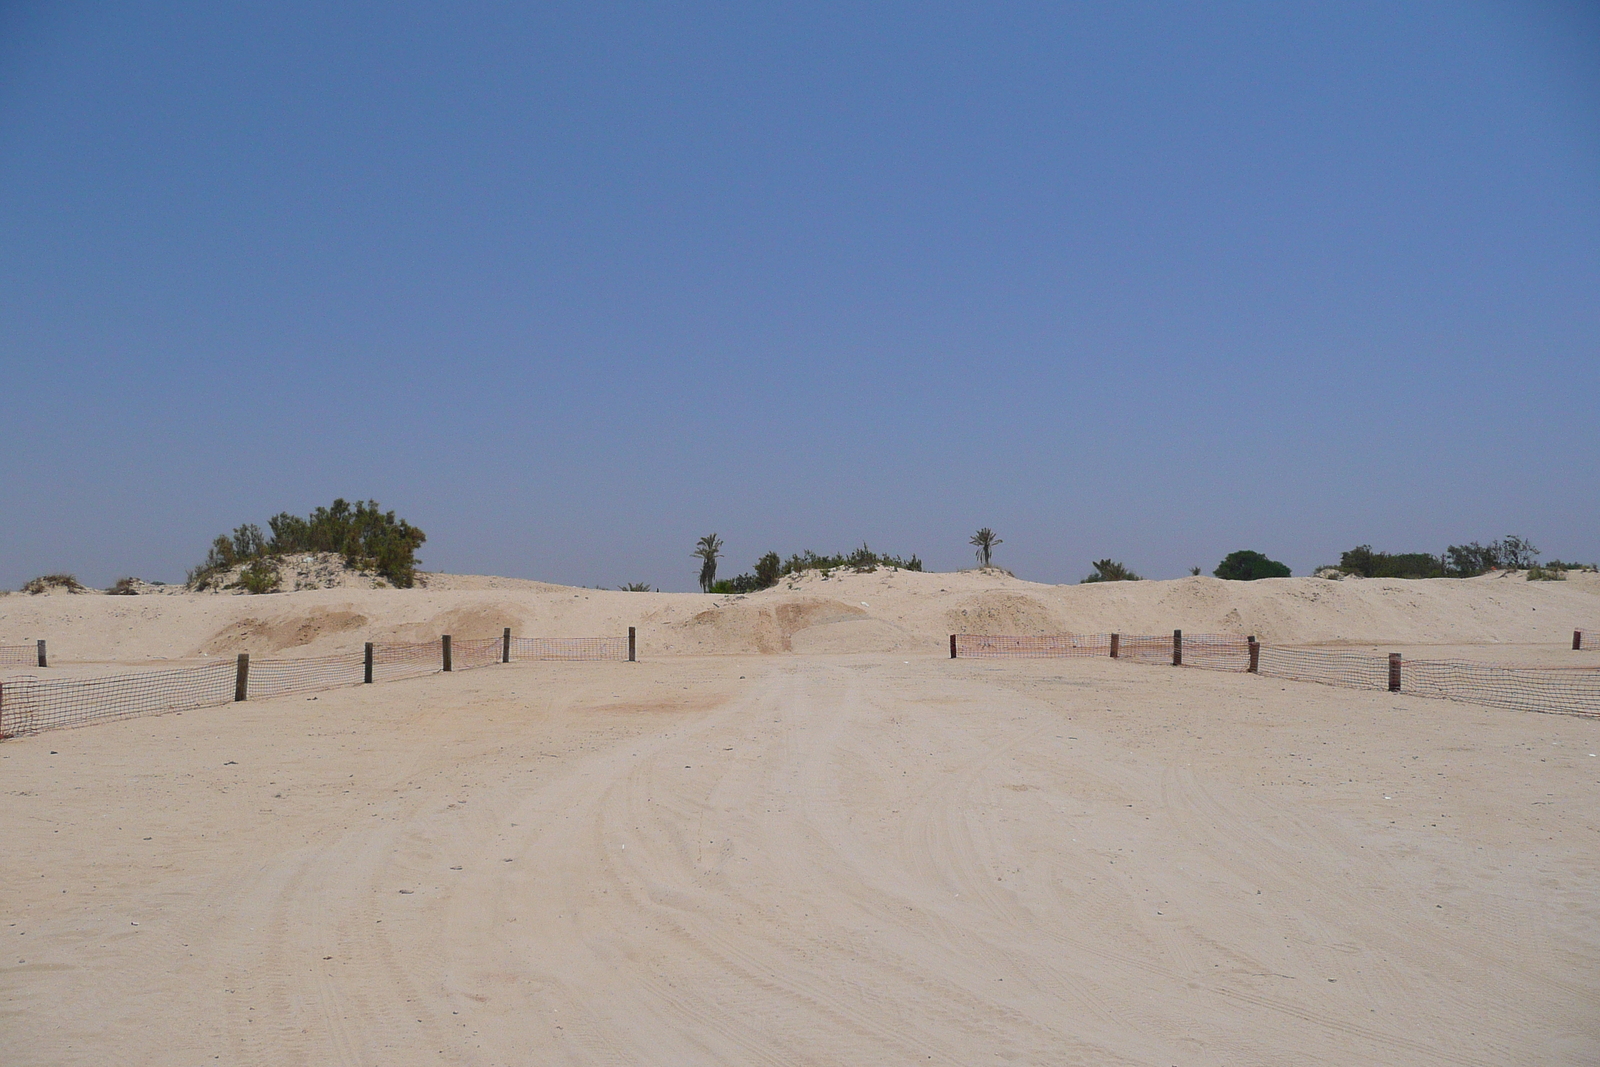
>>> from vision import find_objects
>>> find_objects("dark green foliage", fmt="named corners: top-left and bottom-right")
top-left (778, 545), bottom-right (922, 577)
top-left (189, 498), bottom-right (426, 590)
top-left (1443, 535), bottom-right (1539, 577)
top-left (618, 582), bottom-right (655, 592)
top-left (754, 551), bottom-right (782, 588)
top-left (22, 573), bottom-right (85, 594)
top-left (1189, 566), bottom-right (1202, 576)
top-left (237, 558), bottom-right (280, 595)
top-left (970, 528), bottom-right (1002, 568)
top-left (1080, 559), bottom-right (1142, 583)
top-left (694, 533), bottom-right (724, 593)
top-left (1339, 545), bottom-right (1446, 579)
top-left (1214, 550), bottom-right (1291, 581)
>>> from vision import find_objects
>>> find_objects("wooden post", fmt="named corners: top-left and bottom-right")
top-left (1109, 633), bottom-right (1120, 659)
top-left (1575, 629), bottom-right (1584, 651)
top-left (950, 634), bottom-right (958, 659)
top-left (234, 654), bottom-right (250, 702)
top-left (628, 626), bottom-right (637, 663)
top-left (364, 642), bottom-right (374, 684)
top-left (1388, 652), bottom-right (1402, 692)
top-left (1172, 629), bottom-right (1183, 667)
top-left (1247, 636), bottom-right (1260, 674)
top-left (442, 635), bottom-right (452, 672)
top-left (502, 627), bottom-right (512, 664)
top-left (36, 639), bottom-right (47, 668)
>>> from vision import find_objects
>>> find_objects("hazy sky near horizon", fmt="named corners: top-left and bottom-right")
top-left (2, 2), bottom-right (1597, 591)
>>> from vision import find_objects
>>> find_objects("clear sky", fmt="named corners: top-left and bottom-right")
top-left (2, 2), bottom-right (1597, 591)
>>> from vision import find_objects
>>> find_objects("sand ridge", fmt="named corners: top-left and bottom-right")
top-left (2, 567), bottom-right (1598, 667)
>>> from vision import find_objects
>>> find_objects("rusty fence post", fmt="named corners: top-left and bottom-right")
top-left (234, 654), bottom-right (250, 702)
top-left (1172, 629), bottom-right (1183, 667)
top-left (364, 642), bottom-right (374, 684)
top-left (950, 634), bottom-right (958, 659)
top-left (1247, 636), bottom-right (1260, 673)
top-left (442, 635), bottom-right (452, 672)
top-left (503, 627), bottom-right (512, 664)
top-left (1575, 629), bottom-right (1584, 651)
top-left (36, 640), bottom-right (47, 669)
top-left (1388, 653), bottom-right (1402, 692)
top-left (628, 626), bottom-right (637, 663)
top-left (1109, 633), bottom-right (1120, 659)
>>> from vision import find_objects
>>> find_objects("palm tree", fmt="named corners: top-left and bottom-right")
top-left (693, 533), bottom-right (724, 592)
top-left (970, 528), bottom-right (1002, 568)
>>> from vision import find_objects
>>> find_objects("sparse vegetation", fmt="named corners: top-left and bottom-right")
top-left (107, 577), bottom-right (139, 595)
top-left (1080, 559), bottom-right (1141, 583)
top-left (22, 573), bottom-right (85, 594)
top-left (618, 582), bottom-right (655, 592)
top-left (708, 544), bottom-right (924, 593)
top-left (188, 498), bottom-right (426, 591)
top-left (1525, 566), bottom-right (1566, 582)
top-left (969, 528), bottom-right (1002, 568)
top-left (1189, 566), bottom-right (1202, 576)
top-left (1214, 550), bottom-right (1291, 581)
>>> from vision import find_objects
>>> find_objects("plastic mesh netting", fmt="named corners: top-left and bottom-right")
top-left (1, 661), bottom-right (236, 737)
top-left (1256, 647), bottom-right (1392, 691)
top-left (0, 644), bottom-right (35, 667)
top-left (952, 634), bottom-right (1112, 658)
top-left (509, 636), bottom-right (629, 661)
top-left (450, 637), bottom-right (504, 672)
top-left (249, 653), bottom-right (367, 701)
top-left (1398, 658), bottom-right (1599, 718)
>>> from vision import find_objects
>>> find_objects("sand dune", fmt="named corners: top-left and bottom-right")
top-left (3, 567), bottom-right (1598, 666)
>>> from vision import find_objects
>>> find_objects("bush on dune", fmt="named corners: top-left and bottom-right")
top-left (188, 498), bottom-right (426, 592)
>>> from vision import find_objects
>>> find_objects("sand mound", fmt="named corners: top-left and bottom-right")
top-left (2, 566), bottom-right (1597, 664)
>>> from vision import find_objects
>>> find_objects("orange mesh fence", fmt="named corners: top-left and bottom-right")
top-left (952, 632), bottom-right (1250, 669)
top-left (0, 661), bottom-right (236, 738)
top-left (1256, 647), bottom-right (1390, 690)
top-left (0, 644), bottom-right (35, 668)
top-left (1399, 659), bottom-right (1599, 718)
top-left (952, 634), bottom-right (1111, 658)
top-left (450, 637), bottom-right (504, 672)
top-left (1180, 634), bottom-right (1252, 671)
top-left (250, 652), bottom-right (366, 701)
top-left (509, 636), bottom-right (630, 661)
top-left (1117, 634), bottom-right (1175, 664)
top-left (371, 641), bottom-right (444, 682)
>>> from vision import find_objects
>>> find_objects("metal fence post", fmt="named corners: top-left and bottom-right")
top-left (503, 627), bottom-right (512, 664)
top-left (442, 635), bottom-right (452, 672)
top-left (234, 654), bottom-right (250, 702)
top-left (1172, 629), bottom-right (1183, 667)
top-left (364, 642), bottom-right (374, 684)
top-left (36, 640), bottom-right (47, 668)
top-left (1109, 633), bottom-right (1120, 659)
top-left (1247, 636), bottom-right (1260, 674)
top-left (1388, 652), bottom-right (1402, 692)
top-left (628, 626), bottom-right (636, 663)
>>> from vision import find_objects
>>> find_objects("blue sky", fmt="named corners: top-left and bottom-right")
top-left (2, 2), bottom-right (1597, 590)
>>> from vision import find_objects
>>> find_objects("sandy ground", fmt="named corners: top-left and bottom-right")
top-left (3, 651), bottom-right (1597, 1066)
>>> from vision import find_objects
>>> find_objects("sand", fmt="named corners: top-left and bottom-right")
top-left (3, 566), bottom-right (1598, 667)
top-left (3, 571), bottom-right (1599, 1064)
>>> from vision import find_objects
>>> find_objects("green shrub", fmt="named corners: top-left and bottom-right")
top-left (779, 545), bottom-right (922, 576)
top-left (189, 498), bottom-right (426, 590)
top-left (618, 582), bottom-right (655, 592)
top-left (236, 558), bottom-right (280, 594)
top-left (1525, 566), bottom-right (1566, 582)
top-left (1338, 545), bottom-right (1446, 579)
top-left (1214, 550), bottom-right (1291, 581)
top-left (1080, 559), bottom-right (1141, 583)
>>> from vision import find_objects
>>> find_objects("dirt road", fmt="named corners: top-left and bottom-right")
top-left (3, 655), bottom-right (1596, 1064)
